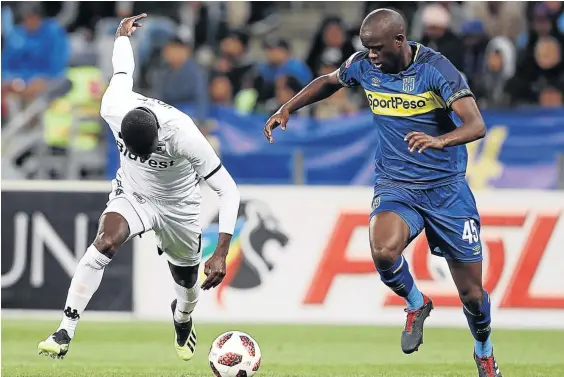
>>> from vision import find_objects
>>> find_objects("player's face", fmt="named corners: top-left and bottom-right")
top-left (124, 137), bottom-right (157, 160)
top-left (360, 31), bottom-right (403, 73)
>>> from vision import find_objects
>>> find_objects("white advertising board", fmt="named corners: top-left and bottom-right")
top-left (135, 186), bottom-right (564, 329)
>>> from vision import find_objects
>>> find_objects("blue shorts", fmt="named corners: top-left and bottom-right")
top-left (370, 179), bottom-right (482, 263)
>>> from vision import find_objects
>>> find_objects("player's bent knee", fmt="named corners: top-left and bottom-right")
top-left (459, 287), bottom-right (484, 312)
top-left (92, 234), bottom-right (121, 258)
top-left (168, 262), bottom-right (199, 289)
top-left (370, 242), bottom-right (404, 269)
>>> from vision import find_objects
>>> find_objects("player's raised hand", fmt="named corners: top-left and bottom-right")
top-left (405, 132), bottom-right (446, 153)
top-left (263, 107), bottom-right (290, 144)
top-left (115, 13), bottom-right (147, 38)
top-left (201, 252), bottom-right (227, 290)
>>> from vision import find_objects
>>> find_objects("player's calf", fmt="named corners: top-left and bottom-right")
top-left (38, 213), bottom-right (129, 358)
top-left (373, 251), bottom-right (433, 354)
top-left (462, 289), bottom-right (500, 376)
top-left (169, 262), bottom-right (200, 361)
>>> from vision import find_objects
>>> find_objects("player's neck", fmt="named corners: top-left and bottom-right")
top-left (400, 44), bottom-right (414, 71)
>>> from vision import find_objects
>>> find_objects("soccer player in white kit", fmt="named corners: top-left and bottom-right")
top-left (38, 14), bottom-right (240, 361)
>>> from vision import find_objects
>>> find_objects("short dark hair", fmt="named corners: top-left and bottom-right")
top-left (121, 108), bottom-right (159, 156)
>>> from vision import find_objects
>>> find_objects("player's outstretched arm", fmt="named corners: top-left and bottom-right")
top-left (263, 70), bottom-right (342, 143)
top-left (101, 13), bottom-right (146, 118)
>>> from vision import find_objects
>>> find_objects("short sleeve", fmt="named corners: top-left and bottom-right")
top-left (174, 119), bottom-right (222, 180)
top-left (337, 51), bottom-right (367, 88)
top-left (429, 56), bottom-right (475, 108)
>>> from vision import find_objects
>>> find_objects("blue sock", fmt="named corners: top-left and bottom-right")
top-left (377, 255), bottom-right (423, 309)
top-left (475, 336), bottom-right (493, 358)
top-left (463, 290), bottom-right (493, 357)
top-left (406, 284), bottom-right (424, 310)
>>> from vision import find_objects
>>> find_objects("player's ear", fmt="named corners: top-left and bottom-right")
top-left (395, 34), bottom-right (405, 47)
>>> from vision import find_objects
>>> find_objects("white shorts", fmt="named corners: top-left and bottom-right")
top-left (102, 179), bottom-right (202, 267)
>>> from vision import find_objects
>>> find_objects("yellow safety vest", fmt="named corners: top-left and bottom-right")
top-left (43, 66), bottom-right (106, 150)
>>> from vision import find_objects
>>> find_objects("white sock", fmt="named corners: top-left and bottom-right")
top-left (57, 245), bottom-right (111, 338)
top-left (173, 280), bottom-right (200, 323)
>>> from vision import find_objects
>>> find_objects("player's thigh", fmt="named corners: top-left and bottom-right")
top-left (370, 187), bottom-right (424, 267)
top-left (421, 180), bottom-right (483, 263)
top-left (97, 182), bottom-right (156, 253)
top-left (155, 217), bottom-right (203, 268)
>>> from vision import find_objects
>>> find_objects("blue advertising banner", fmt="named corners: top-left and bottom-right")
top-left (106, 107), bottom-right (564, 189)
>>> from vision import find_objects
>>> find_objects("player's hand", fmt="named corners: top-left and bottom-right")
top-left (405, 132), bottom-right (446, 153)
top-left (263, 107), bottom-right (290, 144)
top-left (201, 251), bottom-right (227, 290)
top-left (115, 13), bottom-right (147, 38)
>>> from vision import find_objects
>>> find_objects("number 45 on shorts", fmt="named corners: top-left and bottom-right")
top-left (462, 219), bottom-right (480, 244)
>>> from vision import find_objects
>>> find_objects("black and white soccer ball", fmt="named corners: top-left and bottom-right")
top-left (208, 331), bottom-right (262, 377)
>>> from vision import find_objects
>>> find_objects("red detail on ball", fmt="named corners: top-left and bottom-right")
top-left (218, 352), bottom-right (243, 367)
top-left (210, 362), bottom-right (222, 377)
top-left (239, 335), bottom-right (256, 356)
top-left (217, 333), bottom-right (233, 349)
top-left (252, 357), bottom-right (261, 371)
top-left (235, 371), bottom-right (248, 377)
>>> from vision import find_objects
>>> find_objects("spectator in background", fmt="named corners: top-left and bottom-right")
top-left (262, 76), bottom-right (310, 116)
top-left (460, 20), bottom-right (490, 89)
top-left (241, 38), bottom-right (312, 112)
top-left (539, 86), bottom-right (564, 107)
top-left (258, 38), bottom-right (312, 87)
top-left (151, 37), bottom-right (209, 124)
top-left (524, 1), bottom-right (564, 35)
top-left (474, 36), bottom-right (516, 108)
top-left (419, 4), bottom-right (464, 70)
top-left (216, 30), bottom-right (252, 94)
top-left (1, 2), bottom-right (70, 104)
top-left (518, 3), bottom-right (564, 51)
top-left (209, 75), bottom-right (233, 106)
top-left (410, 1), bottom-right (468, 41)
top-left (544, 1), bottom-right (564, 34)
top-left (306, 16), bottom-right (356, 77)
top-left (508, 35), bottom-right (564, 105)
top-left (465, 2), bottom-right (526, 41)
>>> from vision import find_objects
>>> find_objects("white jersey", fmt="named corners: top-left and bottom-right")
top-left (100, 38), bottom-right (221, 204)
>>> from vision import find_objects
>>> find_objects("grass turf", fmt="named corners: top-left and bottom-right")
top-left (2, 320), bottom-right (563, 377)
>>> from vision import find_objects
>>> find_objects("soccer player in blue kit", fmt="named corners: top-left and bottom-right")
top-left (264, 9), bottom-right (501, 377)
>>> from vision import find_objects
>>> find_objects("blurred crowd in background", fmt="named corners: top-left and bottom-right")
top-left (2, 1), bottom-right (564, 181)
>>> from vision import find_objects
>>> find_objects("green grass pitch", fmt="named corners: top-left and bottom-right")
top-left (2, 320), bottom-right (564, 377)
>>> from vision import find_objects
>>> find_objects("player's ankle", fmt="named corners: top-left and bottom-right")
top-left (405, 286), bottom-right (424, 310)
top-left (57, 322), bottom-right (76, 339)
top-left (474, 337), bottom-right (493, 357)
top-left (174, 309), bottom-right (191, 324)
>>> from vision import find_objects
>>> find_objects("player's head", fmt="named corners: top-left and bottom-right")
top-left (120, 107), bottom-right (159, 159)
top-left (359, 8), bottom-right (408, 73)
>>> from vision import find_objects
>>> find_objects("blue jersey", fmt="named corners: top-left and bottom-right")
top-left (338, 42), bottom-right (475, 189)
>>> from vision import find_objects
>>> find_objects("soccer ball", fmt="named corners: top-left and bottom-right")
top-left (208, 331), bottom-right (262, 377)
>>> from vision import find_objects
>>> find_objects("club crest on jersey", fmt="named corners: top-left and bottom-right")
top-left (372, 77), bottom-right (381, 87)
top-left (156, 141), bottom-right (166, 154)
top-left (372, 196), bottom-right (381, 210)
top-left (403, 76), bottom-right (416, 92)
